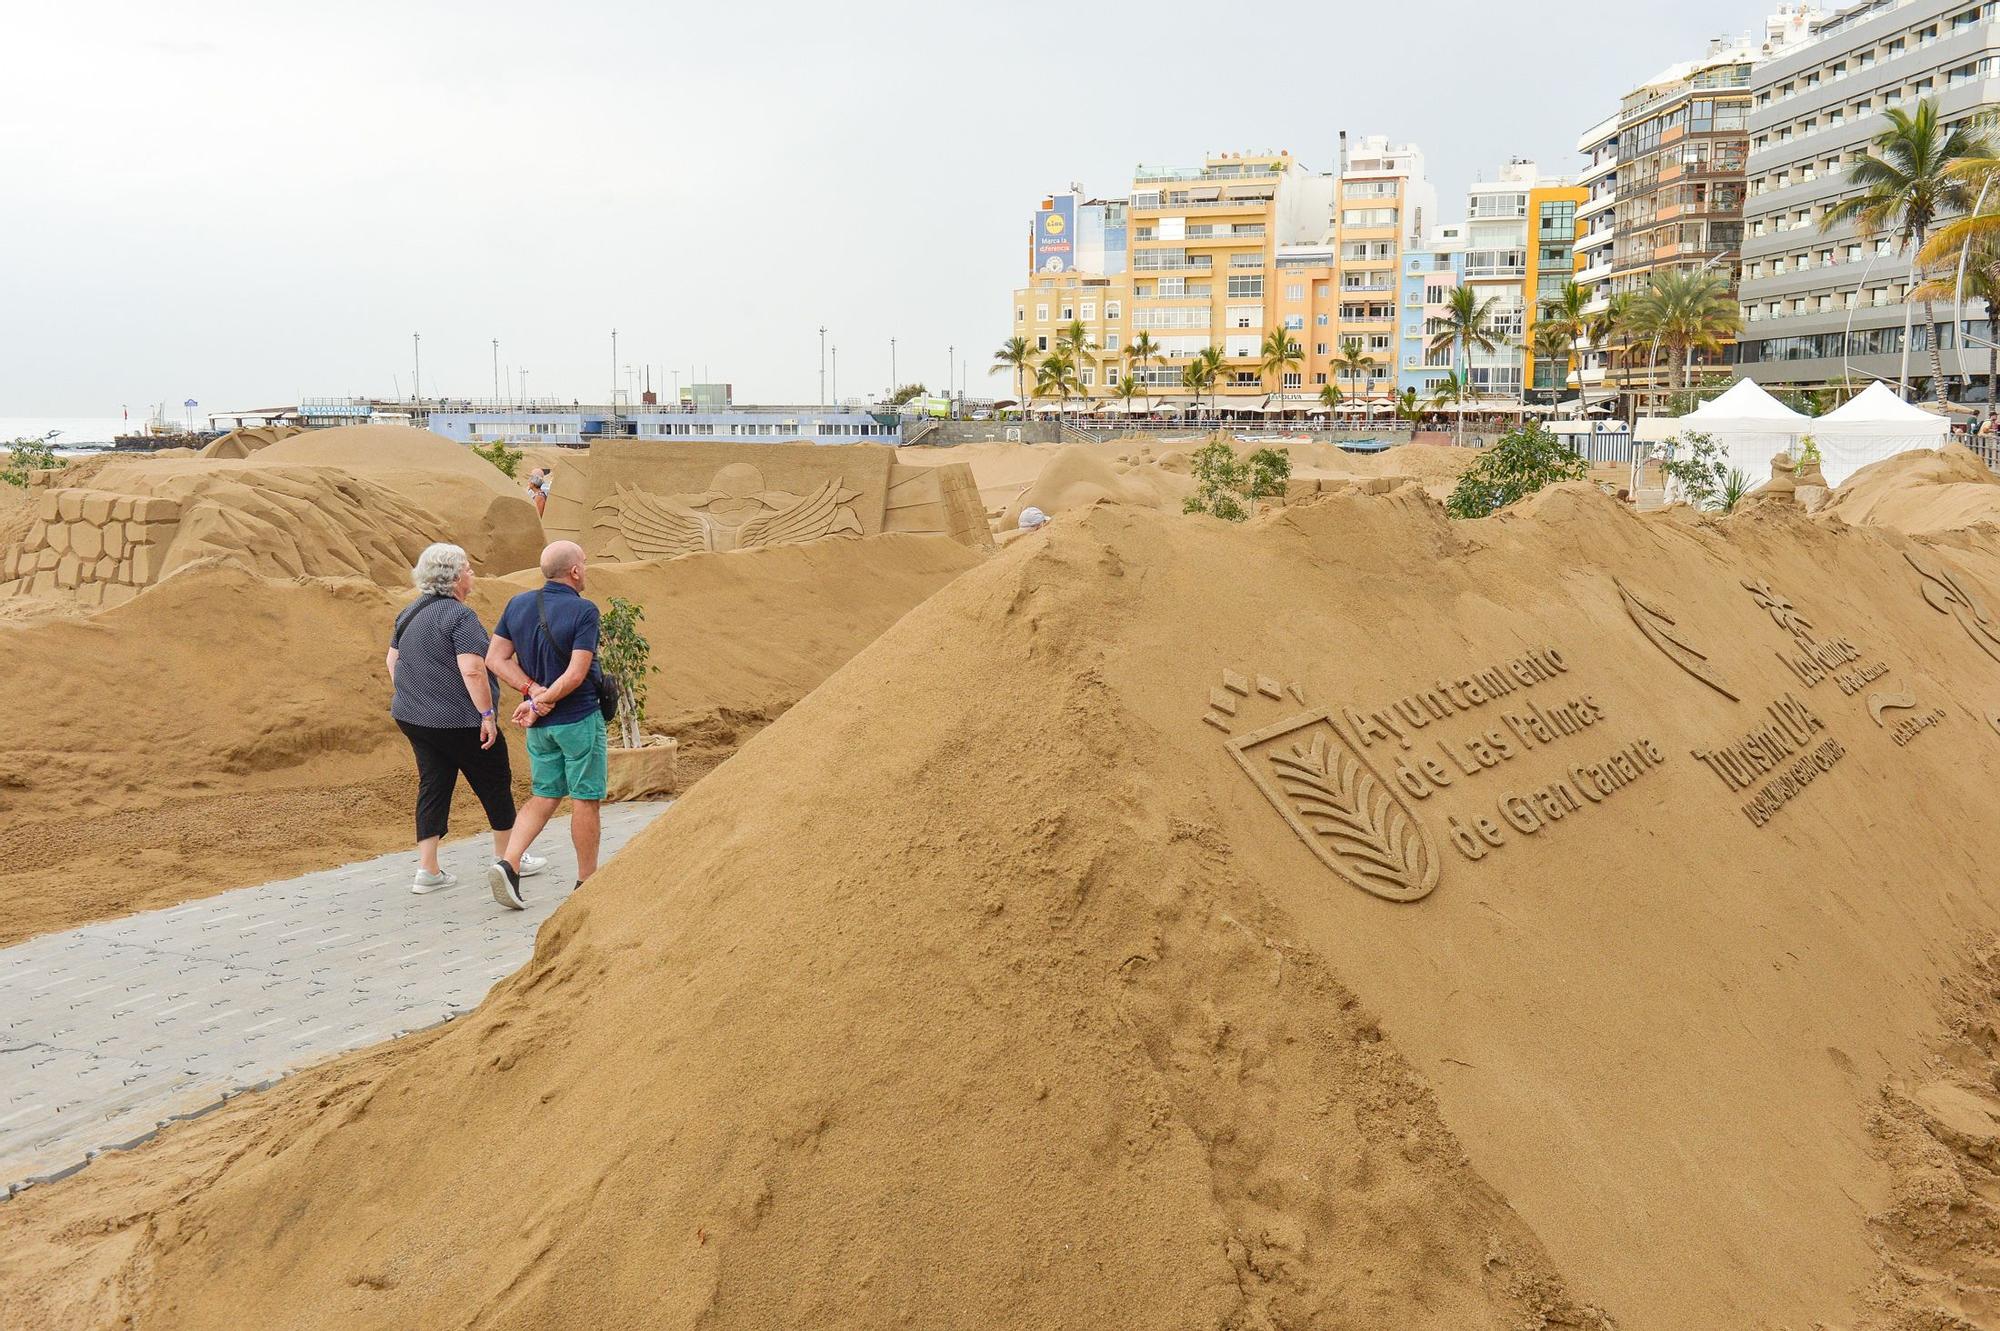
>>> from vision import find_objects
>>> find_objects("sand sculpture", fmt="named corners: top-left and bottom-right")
top-left (539, 439), bottom-right (990, 557)
top-left (1819, 441), bottom-right (2000, 534)
top-left (197, 424), bottom-right (300, 460)
top-left (0, 425), bottom-right (544, 605)
top-left (19, 479), bottom-right (2000, 1329)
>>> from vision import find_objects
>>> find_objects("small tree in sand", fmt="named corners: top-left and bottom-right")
top-left (1, 431), bottom-right (61, 488)
top-left (471, 438), bottom-right (523, 478)
top-left (1444, 423), bottom-right (1589, 519)
top-left (598, 596), bottom-right (657, 750)
top-left (1182, 440), bottom-right (1292, 521)
top-left (1660, 430), bottom-right (1728, 508)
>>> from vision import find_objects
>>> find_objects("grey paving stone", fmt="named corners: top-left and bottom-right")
top-left (1, 801), bottom-right (667, 1195)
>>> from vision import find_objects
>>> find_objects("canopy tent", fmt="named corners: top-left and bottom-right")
top-left (1634, 379), bottom-right (1809, 485)
top-left (1807, 382), bottom-right (1950, 487)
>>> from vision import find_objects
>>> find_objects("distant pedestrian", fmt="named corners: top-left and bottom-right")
top-left (386, 543), bottom-right (545, 894)
top-left (523, 466), bottom-right (551, 516)
top-left (485, 540), bottom-right (606, 910)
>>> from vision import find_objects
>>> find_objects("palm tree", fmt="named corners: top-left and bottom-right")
top-left (1114, 372), bottom-right (1143, 420)
top-left (1428, 286), bottom-right (1505, 446)
top-left (1584, 291), bottom-right (1637, 420)
top-left (1333, 339), bottom-right (1377, 417)
top-left (1916, 236), bottom-right (2000, 413)
top-left (990, 336), bottom-right (1037, 412)
top-left (1258, 326), bottom-right (1304, 400)
top-left (1056, 319), bottom-right (1096, 405)
top-left (1316, 380), bottom-right (1342, 428)
top-left (1126, 332), bottom-right (1161, 417)
top-left (1632, 269), bottom-right (1742, 398)
top-left (1194, 345), bottom-right (1226, 417)
top-left (1822, 100), bottom-right (1994, 405)
top-left (1539, 280), bottom-right (1593, 417)
top-left (1392, 387), bottom-right (1427, 432)
top-left (1527, 320), bottom-right (1576, 406)
top-left (1033, 350), bottom-right (1078, 426)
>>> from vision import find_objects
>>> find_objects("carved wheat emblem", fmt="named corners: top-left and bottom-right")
top-left (1227, 709), bottom-right (1439, 903)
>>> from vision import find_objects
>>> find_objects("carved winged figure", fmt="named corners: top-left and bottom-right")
top-left (608, 463), bottom-right (864, 560)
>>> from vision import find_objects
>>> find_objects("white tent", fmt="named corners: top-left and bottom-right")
top-left (1807, 382), bottom-right (1950, 487)
top-left (1634, 379), bottom-right (1809, 486)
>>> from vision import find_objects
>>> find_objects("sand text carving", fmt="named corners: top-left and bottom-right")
top-left (1907, 550), bottom-right (2000, 664)
top-left (1615, 579), bottom-right (1739, 700)
top-left (1737, 738), bottom-right (1847, 826)
top-left (1691, 693), bottom-right (1828, 792)
top-left (1444, 737), bottom-right (1666, 860)
top-left (1344, 646), bottom-right (1569, 750)
top-left (1229, 709), bottom-right (1440, 903)
top-left (1369, 694), bottom-right (1611, 798)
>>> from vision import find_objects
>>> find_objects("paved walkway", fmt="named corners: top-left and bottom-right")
top-left (0, 802), bottom-right (668, 1195)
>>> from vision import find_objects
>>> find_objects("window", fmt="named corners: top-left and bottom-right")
top-left (1080, 367), bottom-right (1094, 387)
top-left (1313, 372), bottom-right (1327, 384)
top-left (1035, 303), bottom-right (1048, 322)
top-left (1282, 372), bottom-right (1302, 388)
top-left (1080, 302), bottom-right (1096, 321)
top-left (1061, 306), bottom-right (1073, 320)
top-left (1285, 283), bottom-right (1304, 300)
top-left (1226, 304), bottom-right (1261, 328)
top-left (1036, 335), bottom-right (1048, 351)
top-left (1283, 315), bottom-right (1303, 330)
top-left (1226, 275), bottom-right (1264, 298)
top-left (1106, 367), bottom-right (1119, 386)
top-left (1015, 307), bottom-right (1023, 322)
top-left (1103, 332), bottom-right (1120, 352)
top-left (1315, 313), bottom-right (1329, 326)
top-left (1105, 300), bottom-right (1121, 319)
top-left (1367, 334), bottom-right (1392, 352)
top-left (1341, 207), bottom-right (1399, 228)
top-left (1315, 342), bottom-right (1329, 355)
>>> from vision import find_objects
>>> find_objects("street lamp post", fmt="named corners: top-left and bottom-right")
top-left (819, 326), bottom-right (827, 406)
top-left (412, 332), bottom-right (421, 407)
top-left (947, 344), bottom-right (954, 414)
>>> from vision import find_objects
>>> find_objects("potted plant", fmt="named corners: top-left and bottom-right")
top-left (598, 595), bottom-right (678, 800)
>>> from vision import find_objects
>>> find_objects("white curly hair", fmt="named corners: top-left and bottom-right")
top-left (412, 542), bottom-right (471, 596)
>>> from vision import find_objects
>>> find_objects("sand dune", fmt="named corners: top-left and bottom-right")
top-left (10, 473), bottom-right (2000, 1328)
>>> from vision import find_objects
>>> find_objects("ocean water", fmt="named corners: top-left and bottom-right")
top-left (0, 417), bottom-right (149, 451)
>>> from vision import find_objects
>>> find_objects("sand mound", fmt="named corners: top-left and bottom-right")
top-left (0, 534), bottom-right (981, 945)
top-left (198, 424), bottom-right (300, 460)
top-left (999, 443), bottom-right (1192, 527)
top-left (1819, 441), bottom-right (2000, 535)
top-left (14, 484), bottom-right (2000, 1328)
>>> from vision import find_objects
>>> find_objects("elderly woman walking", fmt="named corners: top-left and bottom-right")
top-left (386, 543), bottom-right (544, 893)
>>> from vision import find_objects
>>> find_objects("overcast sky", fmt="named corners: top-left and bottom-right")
top-left (4, 0), bottom-right (1774, 415)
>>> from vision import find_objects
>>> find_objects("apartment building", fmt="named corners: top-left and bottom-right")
top-left (1737, 0), bottom-right (2000, 400)
top-left (1452, 162), bottom-right (1584, 404)
top-left (1574, 114), bottom-right (1621, 402)
top-left (1009, 138), bottom-right (1436, 407)
top-left (1572, 8), bottom-right (1819, 413)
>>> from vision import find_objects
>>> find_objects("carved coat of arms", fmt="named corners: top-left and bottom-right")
top-left (1229, 708), bottom-right (1440, 903)
top-left (602, 463), bottom-right (864, 558)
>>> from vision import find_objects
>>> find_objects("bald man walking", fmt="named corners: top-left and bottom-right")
top-left (484, 540), bottom-right (606, 909)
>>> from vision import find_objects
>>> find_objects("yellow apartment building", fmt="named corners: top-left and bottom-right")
top-left (1011, 138), bottom-right (1436, 410)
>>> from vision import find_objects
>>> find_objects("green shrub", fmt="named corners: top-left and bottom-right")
top-left (471, 438), bottom-right (523, 478)
top-left (598, 596), bottom-right (657, 749)
top-left (1660, 430), bottom-right (1727, 508)
top-left (1182, 440), bottom-right (1292, 521)
top-left (1, 432), bottom-right (60, 488)
top-left (1443, 423), bottom-right (1589, 518)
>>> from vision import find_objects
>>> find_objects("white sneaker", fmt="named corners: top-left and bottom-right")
top-left (518, 852), bottom-right (548, 878)
top-left (412, 868), bottom-right (456, 895)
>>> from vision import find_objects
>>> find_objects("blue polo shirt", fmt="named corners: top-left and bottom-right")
top-left (493, 582), bottom-right (602, 725)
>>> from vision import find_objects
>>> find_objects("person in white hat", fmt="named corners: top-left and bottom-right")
top-left (1018, 506), bottom-right (1051, 531)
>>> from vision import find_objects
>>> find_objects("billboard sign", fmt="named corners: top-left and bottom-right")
top-left (1034, 197), bottom-right (1075, 274)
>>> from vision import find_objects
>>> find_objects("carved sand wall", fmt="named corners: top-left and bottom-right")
top-left (580, 440), bottom-right (991, 560)
top-left (0, 490), bottom-right (184, 606)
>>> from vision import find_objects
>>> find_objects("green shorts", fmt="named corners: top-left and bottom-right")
top-left (525, 715), bottom-right (608, 801)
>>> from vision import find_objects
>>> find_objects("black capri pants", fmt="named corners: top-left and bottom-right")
top-left (395, 720), bottom-right (517, 842)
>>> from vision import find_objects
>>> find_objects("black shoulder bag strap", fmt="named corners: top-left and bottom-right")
top-left (536, 589), bottom-right (620, 723)
top-left (390, 594), bottom-right (450, 650)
